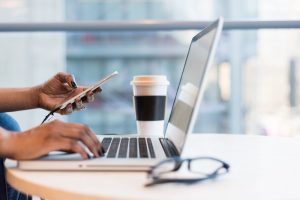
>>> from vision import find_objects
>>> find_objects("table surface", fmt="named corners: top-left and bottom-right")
top-left (5, 134), bottom-right (300, 200)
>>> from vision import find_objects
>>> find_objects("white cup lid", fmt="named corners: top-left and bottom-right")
top-left (130, 75), bottom-right (169, 86)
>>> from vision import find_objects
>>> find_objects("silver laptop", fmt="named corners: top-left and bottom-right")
top-left (18, 17), bottom-right (224, 171)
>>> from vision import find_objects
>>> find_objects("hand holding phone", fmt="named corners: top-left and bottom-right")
top-left (41, 71), bottom-right (118, 124)
top-left (59, 71), bottom-right (119, 109)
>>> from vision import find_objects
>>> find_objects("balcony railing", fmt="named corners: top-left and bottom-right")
top-left (0, 20), bottom-right (299, 32)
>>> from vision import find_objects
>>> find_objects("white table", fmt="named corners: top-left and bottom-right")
top-left (5, 134), bottom-right (300, 200)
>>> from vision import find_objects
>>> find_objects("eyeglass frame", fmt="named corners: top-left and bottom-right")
top-left (145, 156), bottom-right (230, 187)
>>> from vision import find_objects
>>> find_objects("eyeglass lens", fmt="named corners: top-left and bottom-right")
top-left (189, 158), bottom-right (225, 174)
top-left (152, 159), bottom-right (178, 176)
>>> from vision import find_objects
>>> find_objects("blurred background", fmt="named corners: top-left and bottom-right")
top-left (0, 0), bottom-right (300, 136)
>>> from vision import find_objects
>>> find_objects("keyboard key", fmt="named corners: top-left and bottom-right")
top-left (101, 137), bottom-right (112, 152)
top-left (138, 138), bottom-right (148, 158)
top-left (129, 138), bottom-right (138, 158)
top-left (107, 138), bottom-right (120, 158)
top-left (146, 138), bottom-right (156, 158)
top-left (118, 138), bottom-right (129, 158)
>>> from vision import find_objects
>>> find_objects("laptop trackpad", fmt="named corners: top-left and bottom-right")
top-left (40, 151), bottom-right (84, 161)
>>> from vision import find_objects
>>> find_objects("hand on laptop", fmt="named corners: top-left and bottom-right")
top-left (0, 120), bottom-right (104, 160)
top-left (35, 72), bottom-right (101, 115)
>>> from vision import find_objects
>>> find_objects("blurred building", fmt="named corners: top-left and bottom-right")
top-left (65, 0), bottom-right (257, 134)
top-left (244, 0), bottom-right (300, 136)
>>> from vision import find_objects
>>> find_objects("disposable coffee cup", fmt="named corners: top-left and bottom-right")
top-left (130, 75), bottom-right (169, 137)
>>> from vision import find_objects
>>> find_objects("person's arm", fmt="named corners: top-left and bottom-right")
top-left (0, 72), bottom-right (100, 114)
top-left (0, 87), bottom-right (39, 112)
top-left (0, 120), bottom-right (104, 160)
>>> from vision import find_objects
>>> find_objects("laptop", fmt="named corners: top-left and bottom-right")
top-left (18, 17), bottom-right (224, 171)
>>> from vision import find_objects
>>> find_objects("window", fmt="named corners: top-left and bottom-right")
top-left (0, 0), bottom-right (300, 136)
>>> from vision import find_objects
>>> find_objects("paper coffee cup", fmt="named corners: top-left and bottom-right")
top-left (131, 75), bottom-right (169, 137)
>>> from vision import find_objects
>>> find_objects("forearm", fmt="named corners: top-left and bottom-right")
top-left (0, 127), bottom-right (17, 158)
top-left (0, 87), bottom-right (39, 112)
top-left (0, 128), bottom-right (30, 160)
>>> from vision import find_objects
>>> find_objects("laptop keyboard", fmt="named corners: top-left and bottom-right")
top-left (118, 138), bottom-right (129, 158)
top-left (106, 138), bottom-right (120, 158)
top-left (102, 137), bottom-right (156, 159)
top-left (129, 138), bottom-right (137, 158)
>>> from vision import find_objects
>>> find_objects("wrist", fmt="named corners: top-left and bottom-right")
top-left (0, 128), bottom-right (18, 159)
top-left (31, 85), bottom-right (42, 109)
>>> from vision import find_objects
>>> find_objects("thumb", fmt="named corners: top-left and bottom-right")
top-left (69, 74), bottom-right (78, 88)
top-left (55, 72), bottom-right (77, 89)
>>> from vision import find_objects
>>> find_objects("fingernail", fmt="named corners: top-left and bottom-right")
top-left (77, 101), bottom-right (83, 108)
top-left (87, 153), bottom-right (91, 159)
top-left (101, 146), bottom-right (106, 153)
top-left (98, 149), bottom-right (104, 156)
top-left (67, 105), bottom-right (73, 114)
top-left (95, 149), bottom-right (100, 157)
top-left (93, 87), bottom-right (102, 93)
top-left (93, 154), bottom-right (99, 158)
top-left (87, 95), bottom-right (93, 102)
top-left (71, 75), bottom-right (77, 88)
top-left (71, 81), bottom-right (77, 88)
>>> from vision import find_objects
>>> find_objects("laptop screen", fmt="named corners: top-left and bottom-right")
top-left (165, 19), bottom-right (222, 153)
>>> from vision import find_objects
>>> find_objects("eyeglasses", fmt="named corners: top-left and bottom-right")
top-left (145, 156), bottom-right (230, 187)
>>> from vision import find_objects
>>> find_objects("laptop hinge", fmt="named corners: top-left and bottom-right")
top-left (159, 138), bottom-right (180, 157)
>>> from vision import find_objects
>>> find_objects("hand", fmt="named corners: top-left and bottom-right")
top-left (0, 120), bottom-right (104, 160)
top-left (36, 72), bottom-right (101, 115)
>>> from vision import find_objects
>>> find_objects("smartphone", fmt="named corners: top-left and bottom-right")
top-left (59, 71), bottom-right (119, 110)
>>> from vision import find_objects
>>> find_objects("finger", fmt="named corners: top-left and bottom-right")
top-left (50, 121), bottom-right (102, 156)
top-left (87, 94), bottom-right (94, 103)
top-left (77, 124), bottom-right (102, 155)
top-left (79, 125), bottom-right (102, 156)
top-left (84, 91), bottom-right (94, 103)
top-left (58, 139), bottom-right (89, 159)
top-left (61, 124), bottom-right (100, 157)
top-left (93, 87), bottom-right (102, 94)
top-left (60, 104), bottom-right (73, 115)
top-left (72, 102), bottom-right (86, 112)
top-left (83, 125), bottom-right (102, 154)
top-left (78, 132), bottom-right (100, 157)
top-left (55, 72), bottom-right (77, 89)
top-left (75, 98), bottom-right (84, 110)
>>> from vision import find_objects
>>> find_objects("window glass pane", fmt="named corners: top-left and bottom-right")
top-left (0, 0), bottom-right (300, 137)
top-left (67, 31), bottom-right (189, 134)
top-left (0, 0), bottom-right (300, 22)
top-left (0, 32), bottom-right (66, 128)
